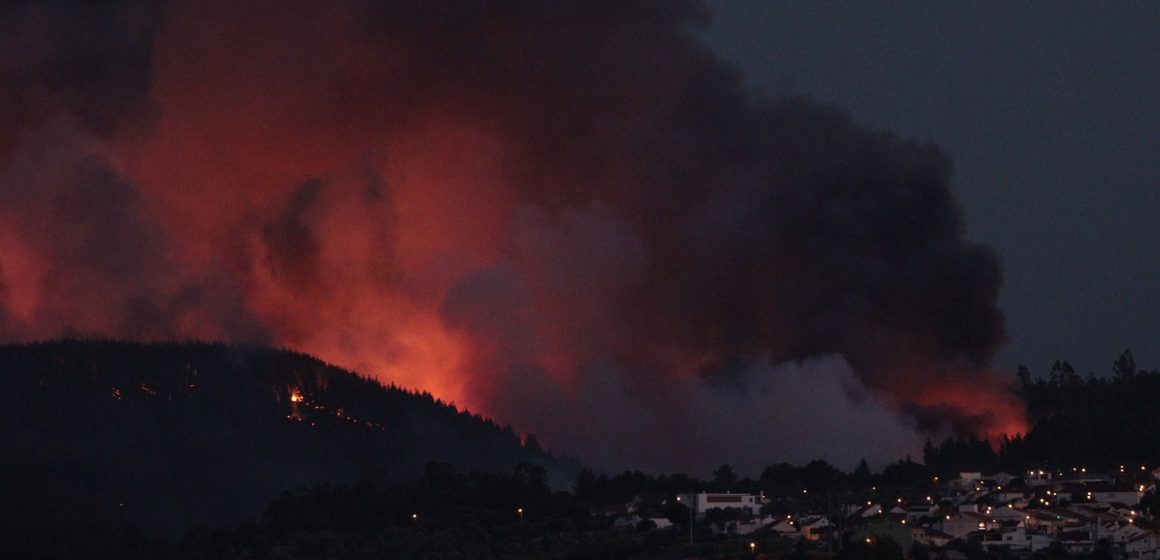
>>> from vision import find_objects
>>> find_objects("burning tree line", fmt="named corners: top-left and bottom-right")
top-left (925, 350), bottom-right (1160, 472)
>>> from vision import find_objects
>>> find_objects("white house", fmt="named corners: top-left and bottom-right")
top-left (676, 492), bottom-right (764, 520)
top-left (979, 527), bottom-right (1055, 553)
top-left (729, 515), bottom-right (776, 536)
top-left (991, 472), bottom-right (1017, 486)
top-left (613, 514), bottom-right (673, 531)
top-left (1101, 521), bottom-right (1148, 547)
top-left (1127, 530), bottom-right (1160, 560)
top-left (846, 503), bottom-right (883, 518)
top-left (798, 515), bottom-right (830, 541)
top-left (771, 518), bottom-right (798, 537)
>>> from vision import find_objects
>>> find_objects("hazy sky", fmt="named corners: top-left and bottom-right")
top-left (701, 2), bottom-right (1160, 377)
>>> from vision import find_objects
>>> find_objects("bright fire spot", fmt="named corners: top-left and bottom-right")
top-left (289, 391), bottom-right (303, 403)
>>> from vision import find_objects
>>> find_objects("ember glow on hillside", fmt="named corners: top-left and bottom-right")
top-left (0, 1), bottom-right (1023, 472)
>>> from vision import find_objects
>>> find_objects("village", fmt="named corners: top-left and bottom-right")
top-left (606, 466), bottom-right (1160, 558)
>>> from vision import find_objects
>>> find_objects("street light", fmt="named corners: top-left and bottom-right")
top-left (517, 507), bottom-right (524, 521)
top-left (750, 541), bottom-right (756, 556)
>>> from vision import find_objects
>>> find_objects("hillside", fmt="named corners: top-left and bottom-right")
top-left (923, 352), bottom-right (1160, 472)
top-left (0, 340), bottom-right (573, 539)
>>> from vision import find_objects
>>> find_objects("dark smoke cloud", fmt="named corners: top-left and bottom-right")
top-left (0, 2), bottom-right (160, 151)
top-left (0, 117), bottom-right (265, 341)
top-left (0, 0), bottom-right (1021, 474)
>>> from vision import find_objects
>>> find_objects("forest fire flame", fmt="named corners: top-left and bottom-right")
top-left (0, 1), bottom-right (1022, 470)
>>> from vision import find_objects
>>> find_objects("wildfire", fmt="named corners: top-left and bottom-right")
top-left (0, 0), bottom-right (1025, 470)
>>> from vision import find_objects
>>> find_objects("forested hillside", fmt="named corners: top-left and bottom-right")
top-left (924, 350), bottom-right (1160, 472)
top-left (0, 340), bottom-right (573, 544)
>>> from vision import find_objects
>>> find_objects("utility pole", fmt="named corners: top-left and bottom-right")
top-left (826, 491), bottom-right (833, 556)
top-left (677, 494), bottom-right (694, 545)
top-left (688, 494), bottom-right (694, 545)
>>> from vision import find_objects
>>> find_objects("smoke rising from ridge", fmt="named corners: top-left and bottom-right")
top-left (0, 0), bottom-right (1022, 473)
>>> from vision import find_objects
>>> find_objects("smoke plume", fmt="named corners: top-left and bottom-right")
top-left (0, 0), bottom-right (1023, 474)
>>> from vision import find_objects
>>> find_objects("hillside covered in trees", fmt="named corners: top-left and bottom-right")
top-left (925, 350), bottom-right (1160, 473)
top-left (0, 340), bottom-right (574, 543)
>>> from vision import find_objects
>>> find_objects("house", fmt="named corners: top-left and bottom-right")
top-left (846, 503), bottom-right (883, 518)
top-left (952, 472), bottom-right (984, 492)
top-left (1107, 502), bottom-right (1141, 517)
top-left (1089, 484), bottom-right (1148, 505)
top-left (613, 514), bottom-right (673, 531)
top-left (988, 484), bottom-right (1029, 504)
top-left (676, 492), bottom-right (764, 520)
top-left (960, 472), bottom-right (983, 483)
top-left (798, 515), bottom-right (830, 541)
top-left (1027, 469), bottom-right (1055, 486)
top-left (729, 515), bottom-right (775, 536)
top-left (980, 503), bottom-right (1029, 521)
top-left (1126, 530), bottom-right (1160, 560)
top-left (978, 527), bottom-right (1054, 553)
top-left (991, 472), bottom-right (1017, 486)
top-left (1059, 528), bottom-right (1096, 555)
top-left (770, 517), bottom-right (798, 540)
top-left (933, 512), bottom-right (994, 540)
top-left (1101, 520), bottom-right (1148, 547)
top-left (915, 527), bottom-right (954, 548)
top-left (771, 518), bottom-right (798, 537)
top-left (905, 505), bottom-right (937, 522)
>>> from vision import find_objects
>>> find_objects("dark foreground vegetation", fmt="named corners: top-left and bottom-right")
top-left (0, 460), bottom-right (770, 560)
top-left (3, 341), bottom-right (1160, 559)
top-left (8, 457), bottom-right (1158, 560)
top-left (0, 340), bottom-right (573, 536)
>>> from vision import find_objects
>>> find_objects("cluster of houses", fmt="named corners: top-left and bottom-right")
top-left (609, 466), bottom-right (1160, 558)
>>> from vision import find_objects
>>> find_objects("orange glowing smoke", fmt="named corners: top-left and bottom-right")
top-left (0, 0), bottom-right (1026, 467)
top-left (906, 381), bottom-right (1028, 443)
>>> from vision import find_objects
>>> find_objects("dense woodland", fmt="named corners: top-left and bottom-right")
top-left (3, 341), bottom-right (1160, 558)
top-left (924, 350), bottom-right (1160, 473)
top-left (0, 341), bottom-right (572, 544)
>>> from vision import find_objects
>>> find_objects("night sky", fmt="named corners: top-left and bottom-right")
top-left (702, 2), bottom-right (1160, 377)
top-left (2, 1), bottom-right (1157, 475)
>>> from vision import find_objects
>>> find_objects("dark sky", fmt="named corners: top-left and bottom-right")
top-left (700, 2), bottom-right (1160, 378)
